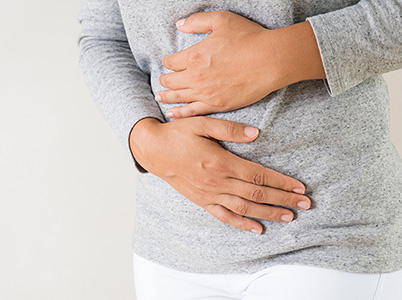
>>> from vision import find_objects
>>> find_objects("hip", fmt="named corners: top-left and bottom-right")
top-left (133, 252), bottom-right (402, 300)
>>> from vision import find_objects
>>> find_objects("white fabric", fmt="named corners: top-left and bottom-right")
top-left (133, 252), bottom-right (402, 300)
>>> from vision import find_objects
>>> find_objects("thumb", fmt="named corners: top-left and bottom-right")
top-left (176, 10), bottom-right (228, 33)
top-left (193, 117), bottom-right (260, 143)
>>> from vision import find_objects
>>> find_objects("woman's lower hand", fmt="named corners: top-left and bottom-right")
top-left (155, 10), bottom-right (325, 119)
top-left (129, 116), bottom-right (311, 234)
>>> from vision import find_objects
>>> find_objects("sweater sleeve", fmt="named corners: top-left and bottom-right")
top-left (77, 0), bottom-right (165, 173)
top-left (305, 0), bottom-right (402, 97)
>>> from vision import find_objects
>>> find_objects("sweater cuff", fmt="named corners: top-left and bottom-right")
top-left (127, 115), bottom-right (164, 174)
top-left (305, 17), bottom-right (344, 97)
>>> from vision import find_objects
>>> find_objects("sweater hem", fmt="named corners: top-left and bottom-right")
top-left (131, 242), bottom-right (402, 275)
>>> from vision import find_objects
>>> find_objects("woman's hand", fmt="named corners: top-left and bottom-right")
top-left (155, 10), bottom-right (325, 119)
top-left (130, 116), bottom-right (311, 234)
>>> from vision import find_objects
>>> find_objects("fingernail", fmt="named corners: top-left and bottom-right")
top-left (281, 214), bottom-right (293, 222)
top-left (155, 94), bottom-right (162, 102)
top-left (251, 229), bottom-right (262, 234)
top-left (292, 188), bottom-right (305, 194)
top-left (244, 126), bottom-right (259, 138)
top-left (176, 18), bottom-right (186, 27)
top-left (166, 111), bottom-right (174, 118)
top-left (297, 200), bottom-right (310, 210)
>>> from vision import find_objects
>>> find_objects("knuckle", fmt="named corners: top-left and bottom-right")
top-left (225, 122), bottom-right (237, 138)
top-left (202, 177), bottom-right (220, 188)
top-left (260, 206), bottom-right (274, 220)
top-left (211, 160), bottom-right (225, 172)
top-left (251, 187), bottom-right (264, 202)
top-left (186, 104), bottom-right (198, 116)
top-left (214, 98), bottom-right (226, 109)
top-left (270, 172), bottom-right (291, 190)
top-left (191, 69), bottom-right (204, 82)
top-left (202, 88), bottom-right (215, 100)
top-left (187, 51), bottom-right (201, 64)
top-left (173, 109), bottom-right (183, 118)
top-left (252, 171), bottom-right (265, 186)
top-left (262, 171), bottom-right (290, 190)
top-left (268, 205), bottom-right (287, 221)
top-left (200, 87), bottom-right (212, 97)
top-left (192, 192), bottom-right (208, 207)
top-left (239, 223), bottom-right (250, 231)
top-left (277, 178), bottom-right (289, 190)
top-left (234, 203), bottom-right (249, 216)
top-left (216, 212), bottom-right (229, 224)
top-left (281, 195), bottom-right (295, 207)
top-left (199, 157), bottom-right (222, 172)
top-left (172, 90), bottom-right (182, 102)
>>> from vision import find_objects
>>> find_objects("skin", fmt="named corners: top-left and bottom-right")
top-left (130, 117), bottom-right (310, 234)
top-left (155, 10), bottom-right (325, 118)
top-left (130, 10), bottom-right (325, 234)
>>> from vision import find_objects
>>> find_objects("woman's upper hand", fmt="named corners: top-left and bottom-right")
top-left (156, 10), bottom-right (275, 119)
top-left (155, 10), bottom-right (325, 119)
top-left (129, 116), bottom-right (311, 234)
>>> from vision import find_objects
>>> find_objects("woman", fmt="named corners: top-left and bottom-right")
top-left (78, 0), bottom-right (402, 299)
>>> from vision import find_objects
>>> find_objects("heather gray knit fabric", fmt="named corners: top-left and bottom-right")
top-left (77, 0), bottom-right (402, 274)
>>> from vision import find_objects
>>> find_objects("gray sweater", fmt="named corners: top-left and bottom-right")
top-left (78, 0), bottom-right (402, 274)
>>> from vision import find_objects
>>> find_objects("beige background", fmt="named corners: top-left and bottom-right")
top-left (0, 1), bottom-right (401, 299)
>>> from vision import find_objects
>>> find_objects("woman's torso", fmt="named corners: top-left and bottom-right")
top-left (119, 0), bottom-right (402, 273)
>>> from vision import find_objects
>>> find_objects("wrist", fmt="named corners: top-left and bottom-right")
top-left (269, 21), bottom-right (326, 89)
top-left (130, 117), bottom-right (161, 141)
top-left (129, 117), bottom-right (162, 172)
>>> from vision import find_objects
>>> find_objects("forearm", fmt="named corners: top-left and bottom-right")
top-left (268, 20), bottom-right (326, 91)
top-left (78, 0), bottom-right (165, 173)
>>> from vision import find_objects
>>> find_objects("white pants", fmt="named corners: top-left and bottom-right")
top-left (133, 252), bottom-right (402, 300)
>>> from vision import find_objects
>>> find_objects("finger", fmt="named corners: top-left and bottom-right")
top-left (176, 10), bottom-right (231, 34)
top-left (224, 178), bottom-right (311, 210)
top-left (206, 204), bottom-right (263, 234)
top-left (162, 50), bottom-right (187, 71)
top-left (225, 152), bottom-right (306, 194)
top-left (191, 117), bottom-right (260, 143)
top-left (218, 194), bottom-right (294, 223)
top-left (166, 102), bottom-right (215, 119)
top-left (190, 117), bottom-right (306, 193)
top-left (164, 41), bottom-right (212, 71)
top-left (155, 89), bottom-right (194, 104)
top-left (159, 70), bottom-right (192, 90)
top-left (164, 40), bottom-right (211, 71)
